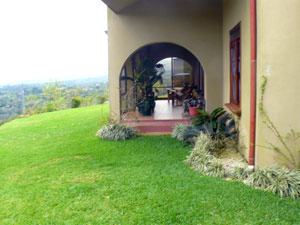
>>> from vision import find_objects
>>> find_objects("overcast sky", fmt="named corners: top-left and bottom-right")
top-left (0, 0), bottom-right (108, 85)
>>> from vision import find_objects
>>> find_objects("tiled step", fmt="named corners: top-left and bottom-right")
top-left (123, 119), bottom-right (192, 134)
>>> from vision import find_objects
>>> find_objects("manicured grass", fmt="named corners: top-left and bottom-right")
top-left (0, 105), bottom-right (299, 224)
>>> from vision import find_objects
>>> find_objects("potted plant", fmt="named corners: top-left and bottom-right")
top-left (121, 58), bottom-right (165, 116)
top-left (188, 99), bottom-right (204, 116)
top-left (183, 90), bottom-right (205, 116)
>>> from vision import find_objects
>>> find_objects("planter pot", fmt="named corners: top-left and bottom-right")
top-left (189, 107), bottom-right (201, 116)
top-left (139, 99), bottom-right (156, 116)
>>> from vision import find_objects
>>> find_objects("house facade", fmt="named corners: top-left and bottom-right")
top-left (101, 0), bottom-right (300, 169)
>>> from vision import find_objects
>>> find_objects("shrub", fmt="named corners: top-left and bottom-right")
top-left (246, 167), bottom-right (300, 199)
top-left (44, 101), bottom-right (56, 112)
top-left (172, 124), bottom-right (202, 144)
top-left (99, 95), bottom-right (108, 104)
top-left (96, 123), bottom-right (138, 141)
top-left (71, 97), bottom-right (82, 108)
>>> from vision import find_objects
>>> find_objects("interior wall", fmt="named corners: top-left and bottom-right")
top-left (256, 0), bottom-right (300, 168)
top-left (222, 0), bottom-right (251, 160)
top-left (108, 0), bottom-right (223, 119)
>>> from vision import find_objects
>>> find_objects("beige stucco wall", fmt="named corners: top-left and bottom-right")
top-left (107, 0), bottom-right (223, 119)
top-left (222, 0), bottom-right (251, 159)
top-left (107, 0), bottom-right (300, 168)
top-left (256, 0), bottom-right (300, 168)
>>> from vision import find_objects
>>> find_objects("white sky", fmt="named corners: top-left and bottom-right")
top-left (0, 0), bottom-right (108, 85)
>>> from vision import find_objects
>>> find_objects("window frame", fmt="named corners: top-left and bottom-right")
top-left (229, 23), bottom-right (241, 107)
top-left (225, 22), bottom-right (241, 116)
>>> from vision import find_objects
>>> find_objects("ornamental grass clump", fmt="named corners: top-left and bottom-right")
top-left (204, 159), bottom-right (227, 178)
top-left (245, 167), bottom-right (278, 189)
top-left (185, 133), bottom-right (215, 167)
top-left (185, 133), bottom-right (227, 178)
top-left (96, 123), bottom-right (138, 141)
top-left (232, 166), bottom-right (252, 180)
top-left (268, 169), bottom-right (300, 199)
top-left (246, 167), bottom-right (300, 199)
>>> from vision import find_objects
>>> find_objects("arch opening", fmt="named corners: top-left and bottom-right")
top-left (119, 42), bottom-right (205, 120)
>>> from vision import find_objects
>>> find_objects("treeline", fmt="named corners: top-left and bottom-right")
top-left (25, 82), bottom-right (108, 115)
top-left (0, 81), bottom-right (108, 125)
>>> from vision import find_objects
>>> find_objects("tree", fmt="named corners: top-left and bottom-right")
top-left (42, 81), bottom-right (68, 112)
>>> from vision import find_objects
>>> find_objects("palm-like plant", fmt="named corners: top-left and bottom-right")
top-left (191, 107), bottom-right (237, 141)
top-left (191, 107), bottom-right (225, 128)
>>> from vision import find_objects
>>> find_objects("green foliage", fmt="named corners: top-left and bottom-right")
top-left (99, 88), bottom-right (109, 104)
top-left (185, 133), bottom-right (227, 178)
top-left (185, 132), bottom-right (300, 199)
top-left (172, 123), bottom-right (203, 144)
top-left (202, 113), bottom-right (236, 138)
top-left (185, 133), bottom-right (215, 167)
top-left (232, 166), bottom-right (252, 180)
top-left (173, 113), bottom-right (237, 155)
top-left (71, 97), bottom-right (82, 108)
top-left (121, 58), bottom-right (165, 115)
top-left (191, 107), bottom-right (237, 142)
top-left (191, 107), bottom-right (225, 127)
top-left (134, 58), bottom-right (165, 96)
top-left (246, 167), bottom-right (300, 199)
top-left (259, 75), bottom-right (300, 169)
top-left (204, 159), bottom-right (227, 178)
top-left (42, 81), bottom-right (68, 112)
top-left (96, 123), bottom-right (138, 141)
top-left (0, 80), bottom-right (108, 119)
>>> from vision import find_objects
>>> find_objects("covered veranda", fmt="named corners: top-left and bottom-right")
top-left (120, 42), bottom-right (205, 126)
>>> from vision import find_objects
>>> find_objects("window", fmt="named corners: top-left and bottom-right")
top-left (153, 57), bottom-right (193, 99)
top-left (172, 58), bottom-right (193, 87)
top-left (230, 23), bottom-right (241, 106)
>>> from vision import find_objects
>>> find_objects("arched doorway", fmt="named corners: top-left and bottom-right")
top-left (119, 42), bottom-right (204, 120)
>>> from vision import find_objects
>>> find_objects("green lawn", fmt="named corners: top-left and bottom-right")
top-left (0, 105), bottom-right (299, 224)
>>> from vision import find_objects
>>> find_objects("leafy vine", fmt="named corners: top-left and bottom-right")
top-left (259, 75), bottom-right (300, 170)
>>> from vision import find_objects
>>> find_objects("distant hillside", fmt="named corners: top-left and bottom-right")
top-left (0, 76), bottom-right (108, 90)
top-left (0, 77), bottom-right (109, 123)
